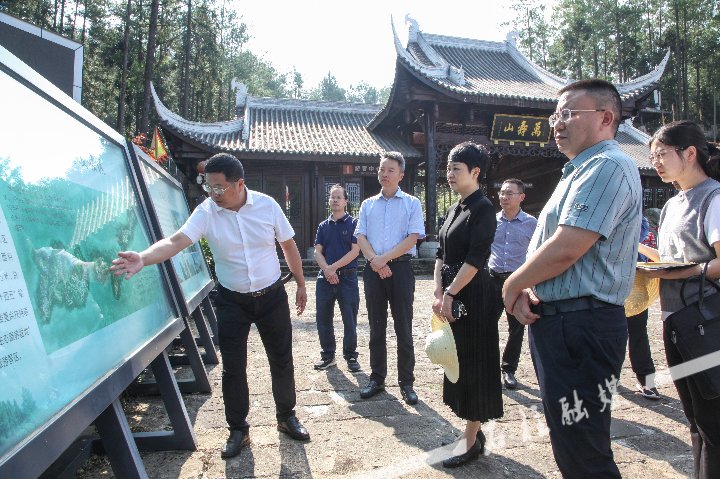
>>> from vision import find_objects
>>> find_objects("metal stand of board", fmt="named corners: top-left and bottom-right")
top-left (39, 351), bottom-right (197, 479)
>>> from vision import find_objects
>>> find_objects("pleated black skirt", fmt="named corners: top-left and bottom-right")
top-left (442, 268), bottom-right (504, 422)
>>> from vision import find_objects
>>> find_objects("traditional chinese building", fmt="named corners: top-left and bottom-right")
top-left (155, 18), bottom-right (671, 258)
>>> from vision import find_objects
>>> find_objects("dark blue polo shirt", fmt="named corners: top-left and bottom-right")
top-left (315, 213), bottom-right (358, 270)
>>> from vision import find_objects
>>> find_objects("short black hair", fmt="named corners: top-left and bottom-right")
top-left (204, 153), bottom-right (244, 182)
top-left (558, 78), bottom-right (622, 135)
top-left (329, 184), bottom-right (348, 200)
top-left (503, 178), bottom-right (525, 193)
top-left (447, 142), bottom-right (491, 184)
top-left (380, 151), bottom-right (405, 172)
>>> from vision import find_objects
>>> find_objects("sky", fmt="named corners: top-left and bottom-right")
top-left (234, 0), bottom-right (527, 92)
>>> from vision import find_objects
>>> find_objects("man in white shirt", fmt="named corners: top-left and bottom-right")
top-left (110, 154), bottom-right (309, 459)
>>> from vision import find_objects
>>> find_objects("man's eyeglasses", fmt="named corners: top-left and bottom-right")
top-left (202, 183), bottom-right (233, 196)
top-left (498, 191), bottom-right (520, 198)
top-left (549, 108), bottom-right (606, 127)
top-left (648, 148), bottom-right (687, 164)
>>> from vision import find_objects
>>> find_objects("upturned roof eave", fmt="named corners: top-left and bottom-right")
top-left (152, 83), bottom-right (245, 135)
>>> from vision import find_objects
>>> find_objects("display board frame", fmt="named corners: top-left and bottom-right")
top-left (128, 145), bottom-right (216, 313)
top-left (126, 144), bottom-right (218, 393)
top-left (0, 45), bottom-right (195, 479)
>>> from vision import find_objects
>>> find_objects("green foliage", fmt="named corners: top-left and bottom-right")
top-left (0, 0), bottom-right (293, 138)
top-left (0, 2), bottom-right (395, 134)
top-left (200, 238), bottom-right (216, 282)
top-left (0, 388), bottom-right (37, 443)
top-left (504, 0), bottom-right (720, 134)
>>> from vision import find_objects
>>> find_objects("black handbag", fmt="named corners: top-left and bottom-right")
top-left (666, 263), bottom-right (720, 400)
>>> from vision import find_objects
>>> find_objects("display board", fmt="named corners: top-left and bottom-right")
top-left (0, 54), bottom-right (177, 466)
top-left (132, 147), bottom-right (213, 309)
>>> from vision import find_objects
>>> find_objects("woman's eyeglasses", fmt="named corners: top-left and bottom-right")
top-left (648, 148), bottom-right (687, 164)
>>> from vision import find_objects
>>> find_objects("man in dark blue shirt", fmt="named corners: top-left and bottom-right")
top-left (313, 184), bottom-right (361, 372)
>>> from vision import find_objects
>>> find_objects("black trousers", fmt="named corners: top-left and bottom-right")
top-left (529, 304), bottom-right (627, 479)
top-left (625, 309), bottom-right (656, 386)
top-left (363, 261), bottom-right (415, 386)
top-left (491, 273), bottom-right (525, 373)
top-left (664, 321), bottom-right (720, 479)
top-left (214, 284), bottom-right (296, 432)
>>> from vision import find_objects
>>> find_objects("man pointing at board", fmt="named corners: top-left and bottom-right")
top-left (110, 153), bottom-right (309, 458)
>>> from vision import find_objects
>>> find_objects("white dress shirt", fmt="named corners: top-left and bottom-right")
top-left (180, 188), bottom-right (294, 293)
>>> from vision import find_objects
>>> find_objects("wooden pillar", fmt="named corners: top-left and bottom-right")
top-left (425, 103), bottom-right (437, 239)
top-left (309, 162), bottom-right (317, 259)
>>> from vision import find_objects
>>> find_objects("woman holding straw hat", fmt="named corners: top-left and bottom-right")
top-left (432, 142), bottom-right (503, 468)
top-left (637, 120), bottom-right (720, 478)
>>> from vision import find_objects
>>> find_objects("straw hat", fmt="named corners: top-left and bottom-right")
top-left (625, 274), bottom-right (660, 316)
top-left (424, 314), bottom-right (459, 383)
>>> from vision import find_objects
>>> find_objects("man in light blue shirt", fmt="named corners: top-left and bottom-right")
top-left (356, 152), bottom-right (425, 404)
top-left (502, 79), bottom-right (642, 478)
top-left (488, 178), bottom-right (537, 389)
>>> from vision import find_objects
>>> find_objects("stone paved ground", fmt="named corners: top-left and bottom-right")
top-left (77, 277), bottom-right (694, 478)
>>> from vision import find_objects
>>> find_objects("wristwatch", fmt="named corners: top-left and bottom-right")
top-left (444, 288), bottom-right (456, 299)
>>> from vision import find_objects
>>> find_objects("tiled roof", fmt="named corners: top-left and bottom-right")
top-left (392, 18), bottom-right (669, 104)
top-left (616, 120), bottom-right (654, 170)
top-left (152, 84), bottom-right (421, 158)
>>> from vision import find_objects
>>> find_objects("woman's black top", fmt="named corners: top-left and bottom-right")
top-left (436, 188), bottom-right (496, 268)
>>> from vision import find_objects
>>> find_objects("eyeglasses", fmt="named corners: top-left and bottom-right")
top-left (329, 195), bottom-right (345, 201)
top-left (648, 148), bottom-right (687, 164)
top-left (549, 108), bottom-right (607, 127)
top-left (498, 191), bottom-right (520, 198)
top-left (202, 183), bottom-right (234, 196)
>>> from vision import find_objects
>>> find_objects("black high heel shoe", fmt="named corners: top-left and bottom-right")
top-left (441, 429), bottom-right (486, 449)
top-left (442, 437), bottom-right (483, 468)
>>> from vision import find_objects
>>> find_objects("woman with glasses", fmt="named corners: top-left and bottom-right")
top-left (637, 120), bottom-right (720, 478)
top-left (432, 142), bottom-right (503, 468)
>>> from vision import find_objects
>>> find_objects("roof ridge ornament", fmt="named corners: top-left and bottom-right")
top-left (448, 65), bottom-right (465, 86)
top-left (231, 78), bottom-right (248, 108)
top-left (506, 30), bottom-right (518, 48)
top-left (405, 14), bottom-right (420, 43)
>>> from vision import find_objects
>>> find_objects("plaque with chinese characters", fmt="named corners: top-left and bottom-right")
top-left (343, 164), bottom-right (379, 176)
top-left (490, 114), bottom-right (552, 144)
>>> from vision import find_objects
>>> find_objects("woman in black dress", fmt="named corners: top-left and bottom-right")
top-left (432, 142), bottom-right (503, 468)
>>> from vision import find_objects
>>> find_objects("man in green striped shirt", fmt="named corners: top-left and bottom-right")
top-left (503, 79), bottom-right (642, 479)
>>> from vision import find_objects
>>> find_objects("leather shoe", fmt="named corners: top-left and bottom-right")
top-left (360, 380), bottom-right (385, 398)
top-left (277, 416), bottom-right (310, 441)
top-left (400, 385), bottom-right (418, 405)
top-left (221, 430), bottom-right (250, 458)
top-left (503, 370), bottom-right (518, 389)
top-left (442, 429), bottom-right (486, 448)
top-left (442, 436), bottom-right (483, 468)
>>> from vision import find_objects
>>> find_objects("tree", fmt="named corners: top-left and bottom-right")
top-left (317, 72), bottom-right (346, 101)
top-left (292, 70), bottom-right (303, 99)
top-left (117, 0), bottom-right (131, 133)
top-left (346, 81), bottom-right (379, 103)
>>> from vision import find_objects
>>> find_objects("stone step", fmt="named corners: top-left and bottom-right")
top-left (280, 258), bottom-right (436, 277)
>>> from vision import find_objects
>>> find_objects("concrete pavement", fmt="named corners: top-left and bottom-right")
top-left (77, 276), bottom-right (694, 478)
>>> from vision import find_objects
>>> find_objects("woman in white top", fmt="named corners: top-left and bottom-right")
top-left (638, 120), bottom-right (720, 479)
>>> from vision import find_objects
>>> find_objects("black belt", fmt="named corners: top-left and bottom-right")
top-left (536, 296), bottom-right (618, 317)
top-left (221, 273), bottom-right (293, 298)
top-left (337, 268), bottom-right (358, 276)
top-left (489, 269), bottom-right (514, 280)
top-left (387, 255), bottom-right (412, 264)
